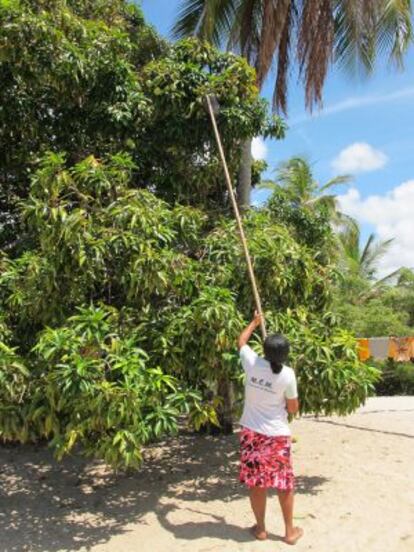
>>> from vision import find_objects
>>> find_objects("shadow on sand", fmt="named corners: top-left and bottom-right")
top-left (0, 432), bottom-right (328, 551)
top-left (311, 418), bottom-right (414, 439)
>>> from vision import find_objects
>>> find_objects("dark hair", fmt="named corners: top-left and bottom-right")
top-left (263, 334), bottom-right (290, 374)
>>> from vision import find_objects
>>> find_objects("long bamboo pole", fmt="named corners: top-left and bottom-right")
top-left (205, 95), bottom-right (267, 339)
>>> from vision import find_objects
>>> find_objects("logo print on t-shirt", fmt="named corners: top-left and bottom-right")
top-left (250, 376), bottom-right (273, 391)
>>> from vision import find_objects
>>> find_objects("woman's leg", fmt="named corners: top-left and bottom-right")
top-left (278, 490), bottom-right (303, 545)
top-left (249, 487), bottom-right (267, 539)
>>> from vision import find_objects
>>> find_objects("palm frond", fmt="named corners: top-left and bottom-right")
top-left (298, 0), bottom-right (335, 109)
top-left (334, 0), bottom-right (378, 76)
top-left (305, 194), bottom-right (337, 210)
top-left (334, 212), bottom-right (359, 235)
top-left (228, 0), bottom-right (260, 59)
top-left (360, 233), bottom-right (376, 266)
top-left (362, 237), bottom-right (394, 268)
top-left (338, 224), bottom-right (361, 265)
top-left (376, 0), bottom-right (412, 67)
top-left (334, 0), bottom-right (412, 78)
top-left (256, 179), bottom-right (278, 190)
top-left (171, 0), bottom-right (207, 40)
top-left (255, 0), bottom-right (291, 88)
top-left (276, 156), bottom-right (313, 193)
top-left (273, 1), bottom-right (294, 114)
top-left (172, 0), bottom-right (413, 114)
top-left (171, 0), bottom-right (237, 47)
top-left (318, 173), bottom-right (353, 192)
top-left (372, 267), bottom-right (402, 287)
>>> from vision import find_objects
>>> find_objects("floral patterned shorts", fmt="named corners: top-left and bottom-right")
top-left (239, 427), bottom-right (295, 490)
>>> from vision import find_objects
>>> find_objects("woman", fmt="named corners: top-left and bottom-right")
top-left (238, 312), bottom-right (303, 545)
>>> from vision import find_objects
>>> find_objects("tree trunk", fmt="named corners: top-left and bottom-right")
top-left (217, 375), bottom-right (233, 434)
top-left (236, 138), bottom-right (252, 210)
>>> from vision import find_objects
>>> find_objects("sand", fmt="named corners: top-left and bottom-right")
top-left (1, 396), bottom-right (413, 552)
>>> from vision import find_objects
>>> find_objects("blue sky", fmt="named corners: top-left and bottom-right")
top-left (140, 1), bottom-right (414, 274)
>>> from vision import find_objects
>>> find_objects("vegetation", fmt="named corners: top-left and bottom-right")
top-left (0, 0), bottom-right (282, 248)
top-left (2, 0), bottom-right (409, 470)
top-left (334, 228), bottom-right (414, 337)
top-left (0, 151), bottom-right (378, 465)
top-left (334, 271), bottom-right (414, 338)
top-left (259, 158), bottom-right (414, 339)
top-left (338, 227), bottom-right (396, 283)
top-left (257, 157), bottom-right (414, 339)
top-left (372, 360), bottom-right (414, 396)
top-left (259, 156), bottom-right (354, 230)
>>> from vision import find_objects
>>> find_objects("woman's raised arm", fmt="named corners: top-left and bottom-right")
top-left (238, 311), bottom-right (263, 350)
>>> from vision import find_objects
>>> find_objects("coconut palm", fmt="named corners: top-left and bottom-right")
top-left (339, 225), bottom-right (397, 282)
top-left (259, 156), bottom-right (358, 237)
top-left (173, 1), bottom-right (412, 207)
top-left (260, 156), bottom-right (351, 219)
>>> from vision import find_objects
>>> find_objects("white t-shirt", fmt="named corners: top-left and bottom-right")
top-left (239, 345), bottom-right (298, 437)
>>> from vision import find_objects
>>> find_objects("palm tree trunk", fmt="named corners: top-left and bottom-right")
top-left (236, 138), bottom-right (252, 210)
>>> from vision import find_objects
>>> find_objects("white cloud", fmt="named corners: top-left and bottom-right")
top-left (318, 86), bottom-right (414, 117)
top-left (292, 85), bottom-right (414, 124)
top-left (338, 180), bottom-right (414, 275)
top-left (252, 137), bottom-right (268, 160)
top-left (331, 142), bottom-right (388, 173)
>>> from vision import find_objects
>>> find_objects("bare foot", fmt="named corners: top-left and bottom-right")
top-left (250, 525), bottom-right (268, 540)
top-left (284, 527), bottom-right (304, 545)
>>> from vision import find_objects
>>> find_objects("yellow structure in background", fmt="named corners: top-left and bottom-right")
top-left (357, 339), bottom-right (370, 362)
